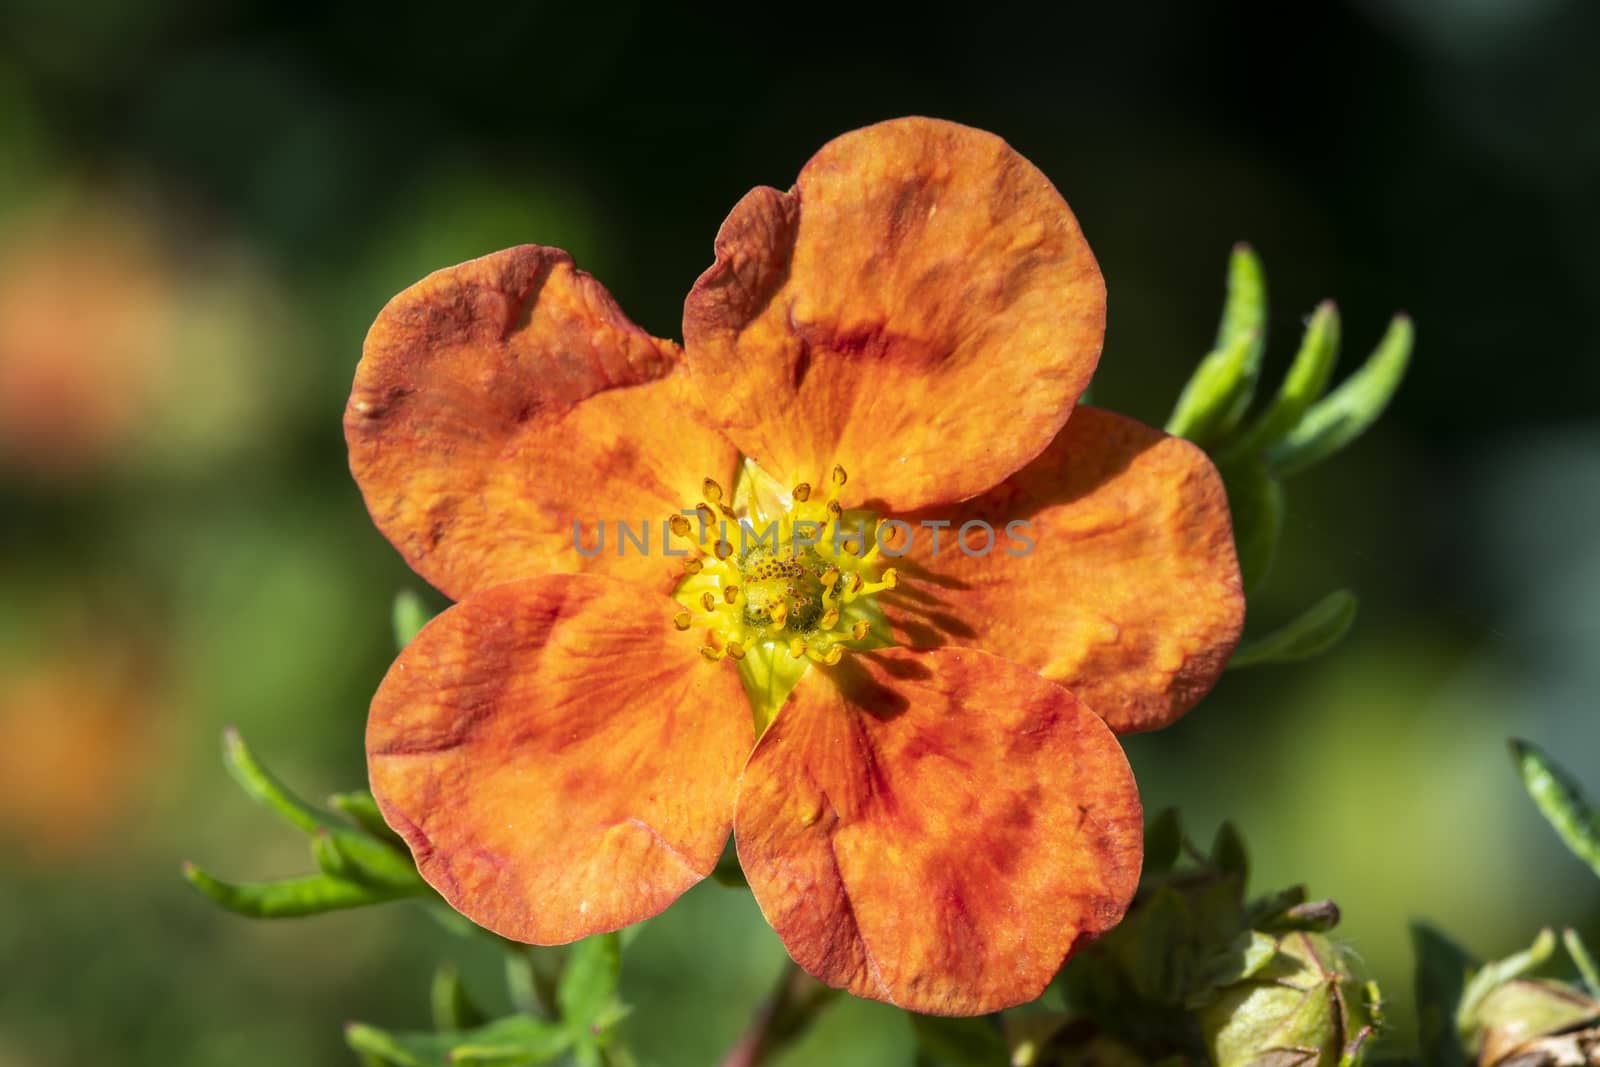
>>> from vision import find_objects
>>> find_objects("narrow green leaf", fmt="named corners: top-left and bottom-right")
top-left (329, 790), bottom-right (406, 848)
top-left (392, 589), bottom-right (434, 651)
top-left (1564, 928), bottom-right (1600, 996)
top-left (1190, 930), bottom-right (1283, 1003)
top-left (432, 964), bottom-right (488, 1032)
top-left (1143, 808), bottom-right (1183, 879)
top-left (221, 729), bottom-right (422, 890)
top-left (1266, 314), bottom-right (1412, 478)
top-left (1167, 244), bottom-right (1267, 446)
top-left (1511, 739), bottom-right (1600, 879)
top-left (1456, 928), bottom-right (1557, 1038)
top-left (1211, 820), bottom-right (1249, 885)
top-left (1411, 923), bottom-right (1475, 1067)
top-left (182, 863), bottom-right (421, 918)
top-left (908, 1013), bottom-right (1009, 1067)
top-left (558, 933), bottom-right (622, 1027)
top-left (1229, 590), bottom-right (1358, 669)
top-left (1133, 885), bottom-right (1194, 1003)
top-left (346, 1016), bottom-right (572, 1067)
top-left (1225, 301), bottom-right (1342, 460)
top-left (1222, 460), bottom-right (1285, 596)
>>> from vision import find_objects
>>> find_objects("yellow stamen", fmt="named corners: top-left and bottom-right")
top-left (673, 611), bottom-right (692, 631)
top-left (792, 482), bottom-right (811, 502)
top-left (702, 478), bottom-right (723, 503)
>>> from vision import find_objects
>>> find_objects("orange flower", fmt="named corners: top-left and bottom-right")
top-left (348, 118), bottom-right (1244, 1016)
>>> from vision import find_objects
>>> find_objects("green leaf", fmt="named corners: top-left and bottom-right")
top-left (345, 1016), bottom-right (572, 1067)
top-left (221, 729), bottom-right (422, 890)
top-left (1167, 244), bottom-right (1266, 446)
top-left (432, 964), bottom-right (488, 1032)
top-left (1230, 591), bottom-right (1358, 669)
top-left (1132, 885), bottom-right (1195, 1003)
top-left (558, 932), bottom-right (622, 1027)
top-left (1225, 301), bottom-right (1342, 460)
top-left (908, 1014), bottom-right (1009, 1067)
top-left (1411, 924), bottom-right (1475, 1067)
top-left (182, 863), bottom-right (422, 918)
top-left (1456, 928), bottom-right (1557, 1039)
top-left (1211, 820), bottom-right (1249, 885)
top-left (1221, 460), bottom-right (1285, 596)
top-left (1510, 738), bottom-right (1600, 879)
top-left (1190, 930), bottom-right (1284, 1004)
top-left (1565, 928), bottom-right (1600, 997)
top-left (1266, 314), bottom-right (1412, 478)
top-left (392, 589), bottom-right (434, 650)
top-left (1143, 808), bottom-right (1184, 879)
top-left (329, 790), bottom-right (407, 849)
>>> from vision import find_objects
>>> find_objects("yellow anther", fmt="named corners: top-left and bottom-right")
top-left (769, 600), bottom-right (789, 628)
top-left (714, 540), bottom-right (734, 560)
top-left (669, 514), bottom-right (692, 538)
top-left (699, 645), bottom-right (722, 662)
top-left (726, 640), bottom-right (746, 661)
top-left (821, 644), bottom-right (845, 665)
top-left (792, 482), bottom-right (811, 502)
top-left (723, 584), bottom-right (740, 604)
top-left (787, 637), bottom-right (807, 659)
top-left (701, 591), bottom-right (717, 613)
top-left (719, 503), bottom-right (737, 520)
top-left (826, 499), bottom-right (843, 520)
top-left (683, 558), bottom-right (703, 575)
top-left (820, 567), bottom-right (840, 588)
top-left (696, 503), bottom-right (716, 527)
top-left (880, 567), bottom-right (899, 589)
top-left (851, 620), bottom-right (871, 641)
top-left (847, 573), bottom-right (864, 594)
top-left (832, 465), bottom-right (848, 487)
top-left (702, 478), bottom-right (724, 503)
top-left (673, 611), bottom-right (692, 631)
top-left (820, 608), bottom-right (840, 630)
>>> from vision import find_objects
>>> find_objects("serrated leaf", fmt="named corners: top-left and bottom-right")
top-left (345, 1016), bottom-right (572, 1067)
top-left (909, 1013), bottom-right (1009, 1067)
top-left (1226, 301), bottom-right (1342, 460)
top-left (1168, 244), bottom-right (1266, 446)
top-left (392, 589), bottom-right (434, 650)
top-left (432, 964), bottom-right (488, 1032)
top-left (1222, 460), bottom-right (1285, 596)
top-left (1266, 314), bottom-right (1412, 478)
top-left (1510, 738), bottom-right (1600, 880)
top-left (558, 932), bottom-right (621, 1027)
top-left (1230, 591), bottom-right (1358, 669)
top-left (1412, 923), bottom-right (1475, 1067)
top-left (182, 864), bottom-right (422, 918)
top-left (1143, 808), bottom-right (1184, 879)
top-left (220, 729), bottom-right (421, 890)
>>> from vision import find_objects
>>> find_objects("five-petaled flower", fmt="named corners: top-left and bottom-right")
top-left (346, 117), bottom-right (1244, 1016)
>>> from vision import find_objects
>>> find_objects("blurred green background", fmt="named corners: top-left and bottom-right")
top-left (1, 1), bottom-right (1597, 1063)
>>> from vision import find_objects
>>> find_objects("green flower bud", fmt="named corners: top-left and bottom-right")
top-left (1200, 932), bottom-right (1377, 1067)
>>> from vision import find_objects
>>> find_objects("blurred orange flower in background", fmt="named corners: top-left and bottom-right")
top-left (346, 118), bottom-right (1244, 1015)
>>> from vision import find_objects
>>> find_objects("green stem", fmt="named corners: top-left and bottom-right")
top-left (719, 960), bottom-right (836, 1067)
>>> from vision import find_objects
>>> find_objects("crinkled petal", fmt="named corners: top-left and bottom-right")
top-left (367, 574), bottom-right (751, 944)
top-left (734, 647), bottom-right (1141, 1015)
top-left (883, 407), bottom-right (1244, 733)
top-left (683, 117), bottom-right (1103, 511)
top-left (348, 245), bottom-right (739, 601)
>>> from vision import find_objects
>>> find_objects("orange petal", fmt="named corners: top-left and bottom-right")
top-left (367, 574), bottom-right (751, 944)
top-left (348, 245), bottom-right (739, 601)
top-left (735, 647), bottom-right (1141, 1015)
top-left (683, 117), bottom-right (1103, 512)
top-left (883, 406), bottom-right (1245, 734)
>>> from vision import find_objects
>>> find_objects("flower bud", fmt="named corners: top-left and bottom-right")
top-left (1200, 931), bottom-right (1377, 1067)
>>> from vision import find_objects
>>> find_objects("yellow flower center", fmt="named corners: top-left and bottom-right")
top-left (670, 461), bottom-right (897, 673)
